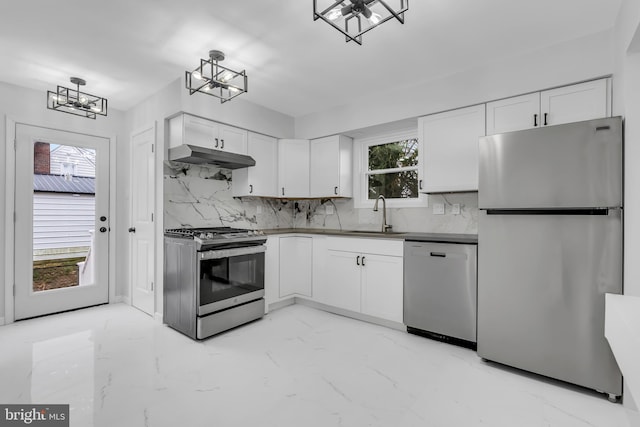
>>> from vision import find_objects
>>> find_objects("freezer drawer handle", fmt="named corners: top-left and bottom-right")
top-left (430, 252), bottom-right (446, 257)
top-left (596, 126), bottom-right (611, 132)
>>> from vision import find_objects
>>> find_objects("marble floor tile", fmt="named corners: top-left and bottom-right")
top-left (0, 303), bottom-right (638, 427)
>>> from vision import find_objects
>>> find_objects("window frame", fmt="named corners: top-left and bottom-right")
top-left (353, 130), bottom-right (428, 209)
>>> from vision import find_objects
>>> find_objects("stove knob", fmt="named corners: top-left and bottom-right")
top-left (206, 232), bottom-right (214, 239)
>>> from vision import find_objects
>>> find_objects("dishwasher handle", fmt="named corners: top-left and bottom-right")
top-left (430, 252), bottom-right (447, 258)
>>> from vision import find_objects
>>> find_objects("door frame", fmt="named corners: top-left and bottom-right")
top-left (4, 116), bottom-right (118, 324)
top-left (128, 122), bottom-right (157, 317)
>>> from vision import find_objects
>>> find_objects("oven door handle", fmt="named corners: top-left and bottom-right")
top-left (199, 245), bottom-right (266, 260)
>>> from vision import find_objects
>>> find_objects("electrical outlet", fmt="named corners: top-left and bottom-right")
top-left (325, 205), bottom-right (334, 215)
top-left (452, 203), bottom-right (461, 215)
top-left (433, 203), bottom-right (445, 215)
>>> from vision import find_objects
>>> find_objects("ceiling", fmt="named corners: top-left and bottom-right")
top-left (0, 1), bottom-right (622, 118)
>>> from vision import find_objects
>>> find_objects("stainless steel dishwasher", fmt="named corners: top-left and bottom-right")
top-left (403, 234), bottom-right (478, 348)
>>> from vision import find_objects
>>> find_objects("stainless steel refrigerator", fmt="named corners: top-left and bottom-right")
top-left (477, 117), bottom-right (623, 400)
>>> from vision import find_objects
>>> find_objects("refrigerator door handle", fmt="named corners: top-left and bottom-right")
top-left (485, 208), bottom-right (611, 216)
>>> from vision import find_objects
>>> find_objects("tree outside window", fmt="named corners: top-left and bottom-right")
top-left (367, 138), bottom-right (419, 200)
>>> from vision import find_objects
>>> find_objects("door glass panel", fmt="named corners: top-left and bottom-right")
top-left (32, 142), bottom-right (96, 292)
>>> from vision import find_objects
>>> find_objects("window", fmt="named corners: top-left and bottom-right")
top-left (355, 131), bottom-right (427, 208)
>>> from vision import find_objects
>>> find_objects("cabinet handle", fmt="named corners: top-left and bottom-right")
top-left (249, 184), bottom-right (253, 194)
top-left (282, 187), bottom-right (285, 196)
top-left (544, 113), bottom-right (548, 126)
top-left (334, 186), bottom-right (338, 195)
top-left (430, 252), bottom-right (446, 258)
top-left (419, 179), bottom-right (423, 190)
top-left (221, 139), bottom-right (225, 149)
top-left (356, 255), bottom-right (360, 266)
top-left (361, 256), bottom-right (366, 266)
top-left (214, 138), bottom-right (219, 148)
top-left (534, 114), bottom-right (538, 127)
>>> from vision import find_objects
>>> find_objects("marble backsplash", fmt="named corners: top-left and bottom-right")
top-left (163, 162), bottom-right (478, 234)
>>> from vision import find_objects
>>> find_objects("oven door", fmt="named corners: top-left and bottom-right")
top-left (197, 245), bottom-right (266, 316)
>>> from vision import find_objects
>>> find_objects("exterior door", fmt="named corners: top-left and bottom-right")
top-left (14, 124), bottom-right (110, 320)
top-left (129, 124), bottom-right (156, 316)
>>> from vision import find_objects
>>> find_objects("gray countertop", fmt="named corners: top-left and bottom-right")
top-left (260, 228), bottom-right (477, 244)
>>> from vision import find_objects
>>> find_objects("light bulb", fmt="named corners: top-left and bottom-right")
top-left (79, 96), bottom-right (88, 105)
top-left (90, 106), bottom-right (102, 112)
top-left (326, 6), bottom-right (343, 20)
top-left (369, 12), bottom-right (382, 25)
top-left (220, 72), bottom-right (234, 83)
top-left (192, 70), bottom-right (203, 80)
top-left (229, 87), bottom-right (239, 94)
top-left (58, 96), bottom-right (68, 104)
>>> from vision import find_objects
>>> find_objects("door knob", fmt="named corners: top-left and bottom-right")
top-left (100, 216), bottom-right (107, 222)
top-left (128, 227), bottom-right (136, 233)
top-left (100, 227), bottom-right (107, 233)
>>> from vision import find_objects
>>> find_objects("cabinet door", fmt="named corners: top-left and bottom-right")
top-left (540, 79), bottom-right (609, 127)
top-left (486, 93), bottom-right (540, 135)
top-left (324, 250), bottom-right (361, 312)
top-left (279, 236), bottom-right (313, 298)
top-left (419, 104), bottom-right (486, 193)
top-left (278, 139), bottom-right (310, 198)
top-left (233, 133), bottom-right (278, 197)
top-left (361, 254), bottom-right (403, 323)
top-left (310, 136), bottom-right (339, 197)
top-left (219, 124), bottom-right (248, 154)
top-left (264, 236), bottom-right (280, 312)
top-left (309, 135), bottom-right (353, 198)
top-left (183, 115), bottom-right (219, 149)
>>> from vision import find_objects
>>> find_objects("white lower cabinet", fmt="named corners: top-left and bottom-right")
top-left (324, 250), bottom-right (362, 312)
top-left (320, 237), bottom-right (404, 323)
top-left (279, 236), bottom-right (312, 298)
top-left (361, 254), bottom-right (403, 323)
top-left (266, 234), bottom-right (403, 324)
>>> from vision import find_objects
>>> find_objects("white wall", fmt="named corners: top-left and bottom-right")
top-left (125, 76), bottom-right (296, 317)
top-left (295, 30), bottom-right (614, 139)
top-left (0, 81), bottom-right (126, 321)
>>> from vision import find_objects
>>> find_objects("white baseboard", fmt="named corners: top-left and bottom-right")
top-left (112, 296), bottom-right (125, 304)
top-left (154, 312), bottom-right (163, 323)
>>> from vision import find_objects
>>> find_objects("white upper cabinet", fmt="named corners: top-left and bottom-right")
top-left (486, 78), bottom-right (611, 135)
top-left (486, 93), bottom-right (540, 135)
top-left (418, 104), bottom-right (486, 193)
top-left (540, 79), bottom-right (610, 127)
top-left (278, 139), bottom-right (310, 198)
top-left (309, 135), bottom-right (353, 198)
top-left (232, 132), bottom-right (278, 197)
top-left (169, 114), bottom-right (248, 154)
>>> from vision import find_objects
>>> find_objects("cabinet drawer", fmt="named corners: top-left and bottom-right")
top-left (326, 236), bottom-right (403, 256)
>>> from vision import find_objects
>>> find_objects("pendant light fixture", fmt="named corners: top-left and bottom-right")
top-left (185, 50), bottom-right (248, 103)
top-left (47, 77), bottom-right (108, 119)
top-left (313, 0), bottom-right (408, 45)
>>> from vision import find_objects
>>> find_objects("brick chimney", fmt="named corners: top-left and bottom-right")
top-left (34, 142), bottom-right (50, 175)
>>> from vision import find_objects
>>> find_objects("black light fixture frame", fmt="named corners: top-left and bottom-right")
top-left (313, 0), bottom-right (408, 45)
top-left (185, 50), bottom-right (248, 103)
top-left (47, 77), bottom-right (108, 119)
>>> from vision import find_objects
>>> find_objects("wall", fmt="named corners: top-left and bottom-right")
top-left (0, 81), bottom-right (125, 322)
top-left (615, 0), bottom-right (640, 300)
top-left (125, 77), bottom-right (296, 316)
top-left (295, 30), bottom-right (614, 139)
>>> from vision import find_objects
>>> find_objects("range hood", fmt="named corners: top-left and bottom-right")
top-left (168, 144), bottom-right (255, 169)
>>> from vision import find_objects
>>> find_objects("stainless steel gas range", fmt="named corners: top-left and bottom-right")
top-left (163, 227), bottom-right (267, 339)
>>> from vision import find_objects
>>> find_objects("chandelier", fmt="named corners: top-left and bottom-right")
top-left (185, 50), bottom-right (248, 103)
top-left (313, 0), bottom-right (408, 45)
top-left (47, 77), bottom-right (108, 119)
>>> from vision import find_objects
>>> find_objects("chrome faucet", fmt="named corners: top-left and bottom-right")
top-left (373, 195), bottom-right (392, 233)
